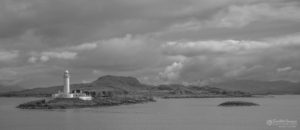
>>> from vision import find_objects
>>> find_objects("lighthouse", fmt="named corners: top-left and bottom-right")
top-left (57, 70), bottom-right (74, 98)
top-left (64, 70), bottom-right (71, 97)
top-left (52, 70), bottom-right (92, 100)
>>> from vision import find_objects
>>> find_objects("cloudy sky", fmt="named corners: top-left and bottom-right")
top-left (1, 0), bottom-right (300, 88)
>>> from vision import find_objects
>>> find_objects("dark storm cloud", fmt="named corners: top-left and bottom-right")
top-left (0, 1), bottom-right (159, 42)
top-left (0, 0), bottom-right (242, 49)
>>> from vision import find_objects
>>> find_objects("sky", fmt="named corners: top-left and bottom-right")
top-left (1, 0), bottom-right (300, 88)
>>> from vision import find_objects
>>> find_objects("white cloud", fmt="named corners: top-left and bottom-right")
top-left (92, 70), bottom-right (101, 75)
top-left (162, 39), bottom-right (269, 57)
top-left (166, 20), bottom-right (204, 32)
top-left (40, 55), bottom-right (50, 62)
top-left (27, 56), bottom-right (37, 63)
top-left (69, 42), bottom-right (98, 51)
top-left (28, 51), bottom-right (77, 63)
top-left (159, 62), bottom-right (183, 82)
top-left (277, 66), bottom-right (292, 72)
top-left (41, 51), bottom-right (77, 60)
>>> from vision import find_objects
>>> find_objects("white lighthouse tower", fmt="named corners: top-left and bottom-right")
top-left (63, 70), bottom-right (73, 98)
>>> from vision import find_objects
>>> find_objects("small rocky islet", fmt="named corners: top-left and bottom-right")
top-left (218, 101), bottom-right (259, 107)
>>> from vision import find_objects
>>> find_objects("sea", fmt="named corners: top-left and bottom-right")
top-left (0, 95), bottom-right (299, 130)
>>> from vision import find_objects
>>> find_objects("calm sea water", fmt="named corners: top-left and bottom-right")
top-left (0, 95), bottom-right (299, 130)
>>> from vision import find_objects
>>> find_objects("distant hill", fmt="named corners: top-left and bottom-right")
top-left (150, 84), bottom-right (251, 98)
top-left (0, 84), bottom-right (24, 93)
top-left (90, 75), bottom-right (149, 91)
top-left (212, 80), bottom-right (300, 95)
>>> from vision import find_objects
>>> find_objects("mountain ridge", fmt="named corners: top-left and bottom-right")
top-left (2, 75), bottom-right (300, 97)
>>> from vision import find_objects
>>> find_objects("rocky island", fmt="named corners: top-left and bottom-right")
top-left (17, 96), bottom-right (155, 109)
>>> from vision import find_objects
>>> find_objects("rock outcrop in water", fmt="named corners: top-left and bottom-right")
top-left (218, 101), bottom-right (259, 107)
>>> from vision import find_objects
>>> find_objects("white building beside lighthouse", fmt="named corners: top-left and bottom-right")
top-left (52, 70), bottom-right (92, 100)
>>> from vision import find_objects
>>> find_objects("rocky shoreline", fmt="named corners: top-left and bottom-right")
top-left (17, 96), bottom-right (155, 109)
